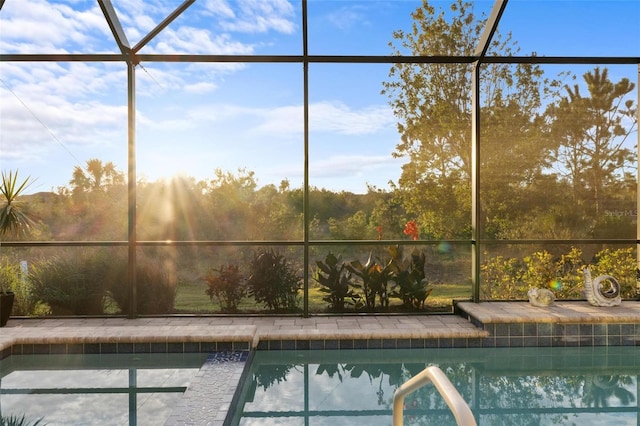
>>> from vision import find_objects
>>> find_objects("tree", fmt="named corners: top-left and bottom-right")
top-left (204, 168), bottom-right (258, 239)
top-left (382, 1), bottom-right (474, 238)
top-left (368, 186), bottom-right (406, 240)
top-left (328, 210), bottom-right (372, 240)
top-left (382, 0), bottom-right (553, 239)
top-left (548, 67), bottom-right (637, 216)
top-left (64, 159), bottom-right (127, 240)
top-left (69, 158), bottom-right (125, 195)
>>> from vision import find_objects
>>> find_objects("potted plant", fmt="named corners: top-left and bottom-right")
top-left (0, 170), bottom-right (35, 327)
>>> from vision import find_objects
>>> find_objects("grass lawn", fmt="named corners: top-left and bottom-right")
top-left (174, 280), bottom-right (471, 314)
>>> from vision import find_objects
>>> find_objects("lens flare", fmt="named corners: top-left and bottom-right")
top-left (437, 242), bottom-right (451, 254)
top-left (549, 279), bottom-right (563, 291)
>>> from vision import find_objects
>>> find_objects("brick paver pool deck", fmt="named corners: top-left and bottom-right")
top-left (2, 301), bottom-right (639, 352)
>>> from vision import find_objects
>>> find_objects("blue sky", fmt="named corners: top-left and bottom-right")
top-left (0, 0), bottom-right (638, 194)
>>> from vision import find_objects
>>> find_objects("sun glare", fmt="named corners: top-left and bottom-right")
top-left (137, 172), bottom-right (199, 241)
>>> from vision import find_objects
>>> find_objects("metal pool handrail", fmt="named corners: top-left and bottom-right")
top-left (392, 365), bottom-right (477, 426)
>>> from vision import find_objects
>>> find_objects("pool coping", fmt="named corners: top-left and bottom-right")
top-left (456, 300), bottom-right (640, 324)
top-left (0, 314), bottom-right (489, 358)
top-left (0, 324), bottom-right (255, 359)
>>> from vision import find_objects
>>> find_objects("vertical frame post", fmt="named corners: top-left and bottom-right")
top-left (471, 0), bottom-right (508, 303)
top-left (636, 63), bottom-right (640, 299)
top-left (127, 61), bottom-right (137, 318)
top-left (471, 62), bottom-right (481, 303)
top-left (302, 0), bottom-right (310, 317)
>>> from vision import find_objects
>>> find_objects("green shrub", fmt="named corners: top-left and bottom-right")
top-left (29, 249), bottom-right (177, 316)
top-left (521, 248), bottom-right (585, 299)
top-left (388, 245), bottom-right (432, 310)
top-left (107, 252), bottom-right (177, 315)
top-left (481, 255), bottom-right (527, 300)
top-left (0, 259), bottom-right (18, 291)
top-left (313, 252), bottom-right (360, 312)
top-left (0, 260), bottom-right (19, 294)
top-left (203, 263), bottom-right (246, 312)
top-left (346, 251), bottom-right (394, 310)
top-left (29, 251), bottom-right (108, 315)
top-left (247, 249), bottom-right (301, 312)
top-left (0, 259), bottom-right (50, 316)
top-left (480, 247), bottom-right (637, 300)
top-left (591, 247), bottom-right (637, 299)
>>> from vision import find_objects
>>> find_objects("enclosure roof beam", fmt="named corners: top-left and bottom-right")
top-left (133, 0), bottom-right (195, 54)
top-left (98, 0), bottom-right (131, 60)
top-left (475, 0), bottom-right (508, 59)
top-left (2, 54), bottom-right (637, 64)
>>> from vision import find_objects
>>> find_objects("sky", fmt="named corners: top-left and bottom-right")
top-left (0, 0), bottom-right (638, 195)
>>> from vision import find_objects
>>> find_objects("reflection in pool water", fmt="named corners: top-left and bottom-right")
top-left (232, 347), bottom-right (640, 426)
top-left (0, 353), bottom-right (208, 426)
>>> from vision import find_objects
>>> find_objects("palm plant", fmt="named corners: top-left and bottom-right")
top-left (0, 414), bottom-right (45, 426)
top-left (0, 170), bottom-right (34, 303)
top-left (0, 170), bottom-right (35, 239)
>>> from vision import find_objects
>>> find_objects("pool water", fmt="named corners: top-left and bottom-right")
top-left (0, 352), bottom-right (208, 426)
top-left (231, 347), bottom-right (640, 425)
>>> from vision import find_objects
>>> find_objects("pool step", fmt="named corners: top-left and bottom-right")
top-left (165, 351), bottom-right (249, 426)
top-left (456, 301), bottom-right (640, 347)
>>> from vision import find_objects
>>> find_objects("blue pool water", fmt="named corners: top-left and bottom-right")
top-left (231, 347), bottom-right (640, 425)
top-left (0, 352), bottom-right (208, 425)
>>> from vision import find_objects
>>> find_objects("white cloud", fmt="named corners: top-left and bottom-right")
top-left (141, 100), bottom-right (394, 137)
top-left (0, 0), bottom-right (111, 53)
top-left (265, 152), bottom-right (402, 191)
top-left (184, 81), bottom-right (218, 94)
top-left (325, 5), bottom-right (369, 31)
top-left (309, 101), bottom-right (395, 135)
top-left (112, 0), bottom-right (167, 43)
top-left (2, 62), bottom-right (125, 100)
top-left (0, 88), bottom-right (127, 158)
top-left (204, 0), bottom-right (296, 34)
top-left (310, 154), bottom-right (401, 178)
top-left (204, 0), bottom-right (236, 20)
top-left (0, 0), bottom-right (270, 56)
top-left (0, 60), bottom-right (128, 158)
top-left (153, 28), bottom-right (255, 55)
top-left (252, 105), bottom-right (303, 135)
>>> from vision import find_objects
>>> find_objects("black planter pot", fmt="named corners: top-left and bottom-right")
top-left (1, 291), bottom-right (15, 327)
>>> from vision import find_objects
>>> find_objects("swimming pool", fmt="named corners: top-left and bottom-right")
top-left (0, 352), bottom-right (209, 425)
top-left (230, 346), bottom-right (640, 425)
